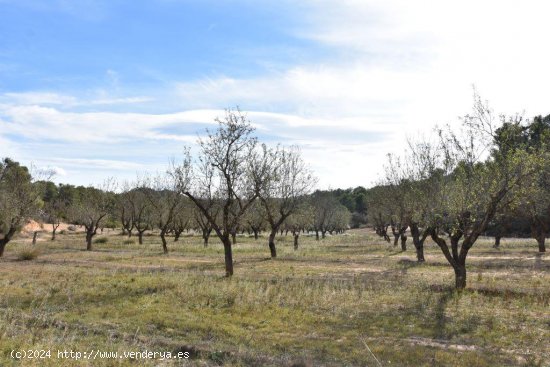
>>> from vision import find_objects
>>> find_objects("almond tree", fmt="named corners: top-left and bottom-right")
top-left (285, 202), bottom-right (313, 250)
top-left (244, 199), bottom-right (267, 240)
top-left (68, 182), bottom-right (115, 250)
top-left (366, 186), bottom-right (391, 243)
top-left (175, 109), bottom-right (270, 276)
top-left (259, 146), bottom-right (316, 258)
top-left (130, 185), bottom-right (154, 245)
top-left (118, 181), bottom-right (135, 237)
top-left (144, 170), bottom-right (184, 254)
top-left (426, 95), bottom-right (540, 289)
top-left (383, 154), bottom-right (410, 251)
top-left (0, 158), bottom-right (42, 257)
top-left (311, 191), bottom-right (340, 240)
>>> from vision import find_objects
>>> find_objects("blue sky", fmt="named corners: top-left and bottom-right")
top-left (1, 0), bottom-right (549, 188)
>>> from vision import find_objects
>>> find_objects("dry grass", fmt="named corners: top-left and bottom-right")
top-left (0, 229), bottom-right (548, 366)
top-left (15, 246), bottom-right (40, 261)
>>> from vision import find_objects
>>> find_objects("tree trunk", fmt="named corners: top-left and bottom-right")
top-left (537, 235), bottom-right (546, 253)
top-left (51, 223), bottom-right (58, 241)
top-left (493, 236), bottom-right (501, 249)
top-left (138, 231), bottom-right (144, 245)
top-left (86, 231), bottom-right (93, 251)
top-left (174, 230), bottom-right (182, 242)
top-left (128, 230), bottom-right (132, 238)
top-left (531, 224), bottom-right (547, 253)
top-left (293, 233), bottom-right (299, 250)
top-left (223, 237), bottom-right (234, 277)
top-left (321, 230), bottom-right (326, 239)
top-left (0, 239), bottom-right (7, 257)
top-left (231, 231), bottom-right (237, 244)
top-left (315, 230), bottom-right (320, 241)
top-left (410, 224), bottom-right (425, 262)
top-left (202, 229), bottom-right (210, 247)
top-left (32, 231), bottom-right (38, 245)
top-left (454, 264), bottom-right (467, 290)
top-left (400, 234), bottom-right (407, 251)
top-left (160, 231), bottom-right (168, 254)
top-left (393, 233), bottom-right (399, 247)
top-left (416, 245), bottom-right (425, 262)
top-left (253, 229), bottom-right (259, 240)
top-left (268, 230), bottom-right (277, 258)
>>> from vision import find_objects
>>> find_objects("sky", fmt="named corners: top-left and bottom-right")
top-left (1, 0), bottom-right (549, 189)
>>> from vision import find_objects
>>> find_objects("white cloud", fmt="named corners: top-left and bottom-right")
top-left (3, 0), bottom-right (550, 188)
top-left (4, 92), bottom-right (78, 106)
top-left (1, 92), bottom-right (154, 107)
top-left (0, 104), bottom-right (220, 143)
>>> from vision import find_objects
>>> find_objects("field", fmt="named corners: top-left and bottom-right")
top-left (0, 229), bottom-right (548, 366)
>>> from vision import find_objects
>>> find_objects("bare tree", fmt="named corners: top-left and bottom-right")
top-left (130, 185), bottom-right (154, 245)
top-left (175, 109), bottom-right (270, 276)
top-left (383, 154), bottom-right (410, 251)
top-left (144, 169), bottom-right (185, 254)
top-left (404, 138), bottom-right (446, 262)
top-left (117, 181), bottom-right (135, 237)
top-left (259, 146), bottom-right (316, 257)
top-left (171, 199), bottom-right (192, 242)
top-left (285, 202), bottom-right (313, 250)
top-left (311, 191), bottom-right (340, 240)
top-left (244, 199), bottom-right (267, 240)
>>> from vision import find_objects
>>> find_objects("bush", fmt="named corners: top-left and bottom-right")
top-left (94, 237), bottom-right (108, 244)
top-left (67, 225), bottom-right (77, 231)
top-left (17, 247), bottom-right (39, 261)
top-left (123, 239), bottom-right (135, 245)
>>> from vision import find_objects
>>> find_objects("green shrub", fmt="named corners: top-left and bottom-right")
top-left (123, 239), bottom-right (135, 245)
top-left (94, 237), bottom-right (109, 244)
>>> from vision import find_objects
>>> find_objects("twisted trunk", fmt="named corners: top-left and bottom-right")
top-left (409, 223), bottom-right (426, 262)
top-left (51, 222), bottom-right (60, 241)
top-left (202, 228), bottom-right (211, 247)
top-left (160, 229), bottom-right (168, 254)
top-left (400, 234), bottom-right (407, 251)
top-left (293, 232), bottom-right (299, 250)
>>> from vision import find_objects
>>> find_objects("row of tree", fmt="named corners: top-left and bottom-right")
top-left (0, 110), bottom-right (352, 277)
top-left (367, 92), bottom-right (549, 289)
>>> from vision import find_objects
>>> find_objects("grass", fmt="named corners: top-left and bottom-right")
top-left (15, 247), bottom-right (40, 261)
top-left (0, 229), bottom-right (548, 366)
